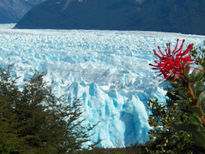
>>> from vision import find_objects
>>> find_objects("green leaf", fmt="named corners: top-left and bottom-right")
top-left (192, 127), bottom-right (205, 149)
top-left (183, 116), bottom-right (205, 149)
top-left (172, 123), bottom-right (189, 131)
top-left (194, 81), bottom-right (204, 98)
top-left (190, 69), bottom-right (204, 82)
top-left (189, 106), bottom-right (204, 117)
top-left (199, 91), bottom-right (205, 105)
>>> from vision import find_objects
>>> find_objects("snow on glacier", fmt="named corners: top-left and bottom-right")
top-left (0, 24), bottom-right (205, 147)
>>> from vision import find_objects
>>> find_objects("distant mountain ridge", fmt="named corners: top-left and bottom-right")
top-left (0, 0), bottom-right (44, 23)
top-left (15, 0), bottom-right (205, 35)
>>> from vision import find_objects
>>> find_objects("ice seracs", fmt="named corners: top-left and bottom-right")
top-left (0, 26), bottom-right (204, 147)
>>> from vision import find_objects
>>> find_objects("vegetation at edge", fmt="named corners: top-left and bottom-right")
top-left (0, 66), bottom-right (99, 154)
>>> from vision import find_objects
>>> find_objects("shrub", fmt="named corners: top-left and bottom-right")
top-left (146, 40), bottom-right (205, 153)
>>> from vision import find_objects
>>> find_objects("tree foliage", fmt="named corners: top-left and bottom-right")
top-left (146, 41), bottom-right (205, 153)
top-left (0, 67), bottom-right (98, 154)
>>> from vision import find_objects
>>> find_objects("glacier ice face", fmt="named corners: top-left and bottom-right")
top-left (0, 25), bottom-right (204, 147)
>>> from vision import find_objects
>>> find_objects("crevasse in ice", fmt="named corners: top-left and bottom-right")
top-left (0, 25), bottom-right (204, 147)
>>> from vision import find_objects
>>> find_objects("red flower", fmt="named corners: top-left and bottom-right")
top-left (150, 39), bottom-right (194, 81)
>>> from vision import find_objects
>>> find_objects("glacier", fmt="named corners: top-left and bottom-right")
top-left (0, 24), bottom-right (205, 147)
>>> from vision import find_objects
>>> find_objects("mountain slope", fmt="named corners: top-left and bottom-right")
top-left (15, 0), bottom-right (141, 30)
top-left (0, 0), bottom-right (44, 23)
top-left (15, 0), bottom-right (205, 35)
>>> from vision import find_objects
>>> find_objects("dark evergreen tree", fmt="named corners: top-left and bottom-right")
top-left (0, 67), bottom-right (99, 154)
